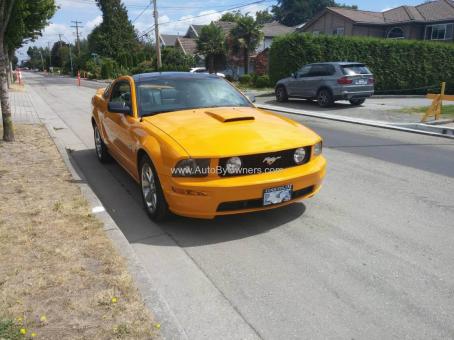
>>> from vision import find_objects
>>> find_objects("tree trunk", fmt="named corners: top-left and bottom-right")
top-left (5, 48), bottom-right (10, 88)
top-left (0, 37), bottom-right (14, 141)
top-left (243, 48), bottom-right (249, 74)
top-left (208, 55), bottom-right (215, 74)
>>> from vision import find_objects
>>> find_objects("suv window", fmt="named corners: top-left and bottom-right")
top-left (297, 65), bottom-right (311, 78)
top-left (309, 64), bottom-right (335, 77)
top-left (110, 81), bottom-right (131, 106)
top-left (341, 64), bottom-right (371, 75)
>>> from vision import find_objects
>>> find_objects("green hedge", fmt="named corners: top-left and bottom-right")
top-left (269, 33), bottom-right (454, 94)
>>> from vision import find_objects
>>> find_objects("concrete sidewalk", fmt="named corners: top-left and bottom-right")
top-left (2, 86), bottom-right (40, 124)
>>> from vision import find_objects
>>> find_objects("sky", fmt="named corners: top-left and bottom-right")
top-left (17, 0), bottom-right (426, 60)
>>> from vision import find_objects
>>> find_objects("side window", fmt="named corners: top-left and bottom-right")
top-left (297, 66), bottom-right (312, 78)
top-left (110, 81), bottom-right (131, 107)
top-left (103, 83), bottom-right (112, 99)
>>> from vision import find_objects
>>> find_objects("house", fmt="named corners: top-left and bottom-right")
top-left (301, 0), bottom-right (454, 42)
top-left (257, 21), bottom-right (296, 52)
top-left (159, 34), bottom-right (179, 47)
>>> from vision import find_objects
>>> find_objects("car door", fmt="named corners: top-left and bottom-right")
top-left (299, 64), bottom-right (326, 98)
top-left (105, 80), bottom-right (137, 170)
top-left (287, 65), bottom-right (312, 97)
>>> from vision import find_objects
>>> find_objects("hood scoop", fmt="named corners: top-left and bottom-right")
top-left (205, 110), bottom-right (255, 123)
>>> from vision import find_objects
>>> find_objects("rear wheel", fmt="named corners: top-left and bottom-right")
top-left (93, 125), bottom-right (111, 163)
top-left (317, 88), bottom-right (334, 107)
top-left (140, 155), bottom-right (169, 222)
top-left (275, 85), bottom-right (288, 102)
top-left (350, 98), bottom-right (366, 106)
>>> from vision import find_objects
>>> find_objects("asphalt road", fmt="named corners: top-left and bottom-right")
top-left (25, 72), bottom-right (454, 339)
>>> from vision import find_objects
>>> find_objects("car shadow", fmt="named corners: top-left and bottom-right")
top-left (262, 98), bottom-right (356, 112)
top-left (69, 149), bottom-right (306, 248)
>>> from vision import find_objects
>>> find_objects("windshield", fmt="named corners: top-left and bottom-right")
top-left (136, 76), bottom-right (252, 116)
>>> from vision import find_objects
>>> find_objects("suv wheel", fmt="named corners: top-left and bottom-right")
top-left (317, 88), bottom-right (334, 107)
top-left (140, 155), bottom-right (169, 222)
top-left (275, 85), bottom-right (288, 102)
top-left (350, 98), bottom-right (366, 106)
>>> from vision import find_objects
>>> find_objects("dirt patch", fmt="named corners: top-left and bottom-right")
top-left (0, 124), bottom-right (159, 339)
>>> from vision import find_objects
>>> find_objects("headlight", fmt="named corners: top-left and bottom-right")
top-left (172, 159), bottom-right (210, 177)
top-left (225, 156), bottom-right (242, 175)
top-left (313, 142), bottom-right (322, 156)
top-left (294, 147), bottom-right (306, 164)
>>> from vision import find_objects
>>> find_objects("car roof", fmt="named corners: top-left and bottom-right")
top-left (306, 62), bottom-right (365, 66)
top-left (133, 71), bottom-right (218, 82)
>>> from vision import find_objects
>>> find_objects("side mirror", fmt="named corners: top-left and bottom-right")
top-left (108, 101), bottom-right (131, 115)
top-left (247, 95), bottom-right (256, 103)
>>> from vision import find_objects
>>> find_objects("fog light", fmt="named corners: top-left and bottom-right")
top-left (226, 156), bottom-right (242, 174)
top-left (294, 147), bottom-right (306, 164)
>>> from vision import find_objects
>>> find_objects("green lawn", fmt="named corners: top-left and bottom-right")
top-left (398, 104), bottom-right (454, 117)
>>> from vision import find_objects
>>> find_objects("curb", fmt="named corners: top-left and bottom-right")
top-left (44, 124), bottom-right (188, 340)
top-left (26, 83), bottom-right (188, 340)
top-left (257, 103), bottom-right (454, 139)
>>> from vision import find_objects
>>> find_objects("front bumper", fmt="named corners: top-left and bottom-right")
top-left (160, 155), bottom-right (326, 219)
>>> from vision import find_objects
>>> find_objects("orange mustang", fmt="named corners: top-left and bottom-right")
top-left (91, 72), bottom-right (326, 221)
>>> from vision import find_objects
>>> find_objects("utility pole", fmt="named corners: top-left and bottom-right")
top-left (152, 0), bottom-right (162, 69)
top-left (70, 20), bottom-right (83, 56)
top-left (39, 50), bottom-right (45, 71)
top-left (58, 33), bottom-right (63, 47)
top-left (47, 42), bottom-right (52, 72)
top-left (69, 45), bottom-right (74, 76)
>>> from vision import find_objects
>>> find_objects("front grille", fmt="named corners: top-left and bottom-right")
top-left (218, 146), bottom-right (311, 177)
top-left (217, 185), bottom-right (315, 212)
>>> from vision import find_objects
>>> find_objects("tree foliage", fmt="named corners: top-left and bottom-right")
top-left (220, 10), bottom-right (243, 23)
top-left (87, 0), bottom-right (139, 64)
top-left (230, 15), bottom-right (263, 74)
top-left (269, 33), bottom-right (454, 94)
top-left (272, 0), bottom-right (357, 26)
top-left (196, 23), bottom-right (226, 73)
top-left (256, 10), bottom-right (274, 24)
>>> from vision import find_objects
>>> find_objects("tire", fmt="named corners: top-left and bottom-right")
top-left (317, 88), bottom-right (334, 107)
top-left (275, 85), bottom-right (288, 102)
top-left (139, 155), bottom-right (169, 222)
top-left (350, 98), bottom-right (366, 106)
top-left (93, 124), bottom-right (111, 163)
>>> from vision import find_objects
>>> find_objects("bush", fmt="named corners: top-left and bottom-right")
top-left (130, 60), bottom-right (154, 75)
top-left (254, 75), bottom-right (271, 88)
top-left (239, 74), bottom-right (251, 85)
top-left (269, 33), bottom-right (454, 94)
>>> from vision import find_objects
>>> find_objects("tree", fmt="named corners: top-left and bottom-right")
top-left (0, 0), bottom-right (56, 141)
top-left (87, 0), bottom-right (139, 64)
top-left (272, 0), bottom-right (357, 26)
top-left (196, 23), bottom-right (226, 74)
top-left (230, 15), bottom-right (263, 74)
top-left (220, 10), bottom-right (243, 23)
top-left (256, 10), bottom-right (274, 24)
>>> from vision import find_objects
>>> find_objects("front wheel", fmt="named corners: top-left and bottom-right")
top-left (317, 88), bottom-right (334, 107)
top-left (140, 155), bottom-right (169, 222)
top-left (94, 125), bottom-right (111, 163)
top-left (350, 98), bottom-right (366, 106)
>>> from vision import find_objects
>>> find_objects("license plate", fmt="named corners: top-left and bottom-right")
top-left (263, 184), bottom-right (292, 206)
top-left (355, 79), bottom-right (368, 85)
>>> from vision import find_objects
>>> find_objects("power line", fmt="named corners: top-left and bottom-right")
top-left (132, 3), bottom-right (151, 23)
top-left (138, 0), bottom-right (271, 39)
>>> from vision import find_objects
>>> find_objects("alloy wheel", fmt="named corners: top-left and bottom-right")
top-left (94, 126), bottom-right (103, 159)
top-left (141, 162), bottom-right (157, 213)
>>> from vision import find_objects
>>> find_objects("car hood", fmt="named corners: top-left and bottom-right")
top-left (142, 107), bottom-right (320, 157)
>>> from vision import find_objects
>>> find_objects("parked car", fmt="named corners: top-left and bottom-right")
top-left (190, 67), bottom-right (225, 78)
top-left (275, 62), bottom-right (374, 107)
top-left (91, 72), bottom-right (326, 221)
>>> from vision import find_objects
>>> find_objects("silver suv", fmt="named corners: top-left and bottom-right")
top-left (275, 62), bottom-right (374, 107)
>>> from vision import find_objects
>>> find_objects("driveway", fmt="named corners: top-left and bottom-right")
top-left (255, 95), bottom-right (454, 123)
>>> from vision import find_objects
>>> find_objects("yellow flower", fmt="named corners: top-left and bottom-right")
top-left (20, 328), bottom-right (27, 335)
top-left (111, 297), bottom-right (117, 304)
top-left (31, 332), bottom-right (37, 337)
top-left (16, 317), bottom-right (23, 323)
top-left (154, 323), bottom-right (161, 329)
top-left (40, 315), bottom-right (47, 322)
